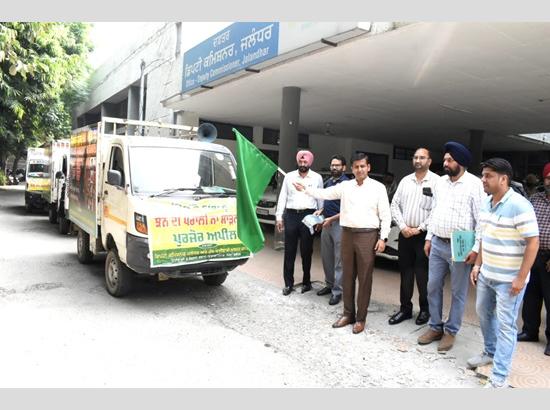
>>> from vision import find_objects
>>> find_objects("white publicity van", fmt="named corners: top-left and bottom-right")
top-left (67, 117), bottom-right (250, 297)
top-left (42, 139), bottom-right (70, 225)
top-left (25, 147), bottom-right (50, 212)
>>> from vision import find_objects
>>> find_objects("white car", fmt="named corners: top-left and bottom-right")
top-left (256, 186), bottom-right (278, 225)
top-left (378, 222), bottom-right (399, 261)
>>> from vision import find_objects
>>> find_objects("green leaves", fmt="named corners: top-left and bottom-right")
top-left (0, 22), bottom-right (93, 160)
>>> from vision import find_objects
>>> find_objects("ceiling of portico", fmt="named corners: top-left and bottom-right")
top-left (167, 22), bottom-right (550, 152)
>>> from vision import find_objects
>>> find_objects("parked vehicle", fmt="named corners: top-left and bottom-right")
top-left (256, 175), bottom-right (278, 225)
top-left (15, 168), bottom-right (25, 182)
top-left (6, 169), bottom-right (18, 185)
top-left (24, 148), bottom-right (50, 212)
top-left (42, 140), bottom-right (70, 225)
top-left (66, 117), bottom-right (250, 297)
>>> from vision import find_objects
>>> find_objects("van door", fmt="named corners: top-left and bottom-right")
top-left (103, 145), bottom-right (129, 260)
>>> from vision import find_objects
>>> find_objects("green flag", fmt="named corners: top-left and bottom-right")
top-left (233, 128), bottom-right (278, 253)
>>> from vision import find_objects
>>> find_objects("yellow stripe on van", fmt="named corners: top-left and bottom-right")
top-left (104, 205), bottom-right (126, 227)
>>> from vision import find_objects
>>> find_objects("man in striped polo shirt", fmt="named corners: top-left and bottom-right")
top-left (468, 158), bottom-right (539, 388)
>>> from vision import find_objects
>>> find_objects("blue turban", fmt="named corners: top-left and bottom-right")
top-left (444, 141), bottom-right (472, 168)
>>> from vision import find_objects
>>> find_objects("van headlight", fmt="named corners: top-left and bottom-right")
top-left (134, 212), bottom-right (148, 235)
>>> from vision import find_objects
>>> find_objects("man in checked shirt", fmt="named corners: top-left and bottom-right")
top-left (518, 162), bottom-right (550, 356)
top-left (417, 141), bottom-right (485, 352)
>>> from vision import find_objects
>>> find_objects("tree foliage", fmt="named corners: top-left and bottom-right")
top-left (0, 22), bottom-right (93, 168)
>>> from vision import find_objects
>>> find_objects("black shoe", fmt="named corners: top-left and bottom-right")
top-left (545, 343), bottom-right (550, 356)
top-left (415, 311), bottom-right (430, 325)
top-left (317, 286), bottom-right (332, 296)
top-left (517, 332), bottom-right (539, 342)
top-left (282, 286), bottom-right (293, 296)
top-left (301, 283), bottom-right (312, 294)
top-left (329, 294), bottom-right (341, 305)
top-left (388, 310), bottom-right (412, 325)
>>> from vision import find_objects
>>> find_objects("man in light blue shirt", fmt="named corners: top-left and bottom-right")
top-left (469, 158), bottom-right (539, 388)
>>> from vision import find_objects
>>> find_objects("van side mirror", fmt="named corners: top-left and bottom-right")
top-left (55, 171), bottom-right (64, 179)
top-left (107, 170), bottom-right (122, 186)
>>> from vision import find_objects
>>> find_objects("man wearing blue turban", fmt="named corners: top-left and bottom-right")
top-left (417, 141), bottom-right (485, 352)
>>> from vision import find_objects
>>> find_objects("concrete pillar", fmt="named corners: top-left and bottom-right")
top-left (127, 86), bottom-right (141, 135)
top-left (469, 129), bottom-right (484, 176)
top-left (252, 126), bottom-right (263, 146)
top-left (128, 86), bottom-right (140, 120)
top-left (101, 103), bottom-right (117, 133)
top-left (278, 86), bottom-right (301, 171)
top-left (100, 103), bottom-right (117, 118)
top-left (175, 111), bottom-right (199, 127)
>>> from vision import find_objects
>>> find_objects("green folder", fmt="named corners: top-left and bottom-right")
top-left (451, 230), bottom-right (475, 262)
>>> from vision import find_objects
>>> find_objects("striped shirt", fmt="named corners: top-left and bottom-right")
top-left (479, 188), bottom-right (539, 282)
top-left (276, 169), bottom-right (324, 221)
top-left (530, 192), bottom-right (550, 250)
top-left (391, 170), bottom-right (439, 231)
top-left (426, 171), bottom-right (485, 253)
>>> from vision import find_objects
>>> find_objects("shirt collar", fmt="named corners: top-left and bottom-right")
top-left (353, 177), bottom-right (369, 186)
top-left (410, 171), bottom-right (434, 182)
top-left (331, 174), bottom-right (347, 183)
top-left (295, 170), bottom-right (312, 179)
top-left (489, 188), bottom-right (513, 209)
top-left (444, 171), bottom-right (469, 185)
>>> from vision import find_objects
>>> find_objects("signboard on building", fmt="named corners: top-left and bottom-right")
top-left (182, 22), bottom-right (279, 92)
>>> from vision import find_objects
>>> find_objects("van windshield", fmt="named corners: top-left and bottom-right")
top-left (129, 146), bottom-right (237, 195)
top-left (27, 163), bottom-right (50, 177)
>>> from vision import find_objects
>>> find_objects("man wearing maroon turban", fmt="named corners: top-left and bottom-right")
top-left (518, 162), bottom-right (550, 356)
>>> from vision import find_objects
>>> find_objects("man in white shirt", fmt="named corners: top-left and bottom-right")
top-left (294, 152), bottom-right (391, 334)
top-left (418, 141), bottom-right (485, 352)
top-left (389, 148), bottom-right (438, 326)
top-left (276, 150), bottom-right (324, 296)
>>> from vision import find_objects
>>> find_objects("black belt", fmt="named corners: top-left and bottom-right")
top-left (342, 227), bottom-right (379, 233)
top-left (435, 236), bottom-right (451, 243)
top-left (286, 208), bottom-right (315, 214)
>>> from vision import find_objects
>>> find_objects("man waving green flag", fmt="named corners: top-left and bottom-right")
top-left (233, 128), bottom-right (279, 253)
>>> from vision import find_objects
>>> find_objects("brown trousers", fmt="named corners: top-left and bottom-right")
top-left (341, 229), bottom-right (378, 322)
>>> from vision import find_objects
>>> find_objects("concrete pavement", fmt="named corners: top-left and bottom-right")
top-left (239, 224), bottom-right (550, 387)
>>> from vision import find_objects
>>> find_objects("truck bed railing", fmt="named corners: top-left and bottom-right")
top-left (101, 117), bottom-right (200, 139)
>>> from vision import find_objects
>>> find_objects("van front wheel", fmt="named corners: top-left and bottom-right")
top-left (105, 250), bottom-right (134, 297)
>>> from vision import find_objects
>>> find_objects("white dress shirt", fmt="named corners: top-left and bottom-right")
top-left (304, 177), bottom-right (391, 239)
top-left (276, 169), bottom-right (324, 221)
top-left (391, 170), bottom-right (439, 231)
top-left (426, 171), bottom-right (485, 252)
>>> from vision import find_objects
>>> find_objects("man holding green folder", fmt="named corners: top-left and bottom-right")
top-left (418, 141), bottom-right (485, 352)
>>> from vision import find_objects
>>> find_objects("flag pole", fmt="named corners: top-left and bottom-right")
top-left (277, 167), bottom-right (286, 177)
